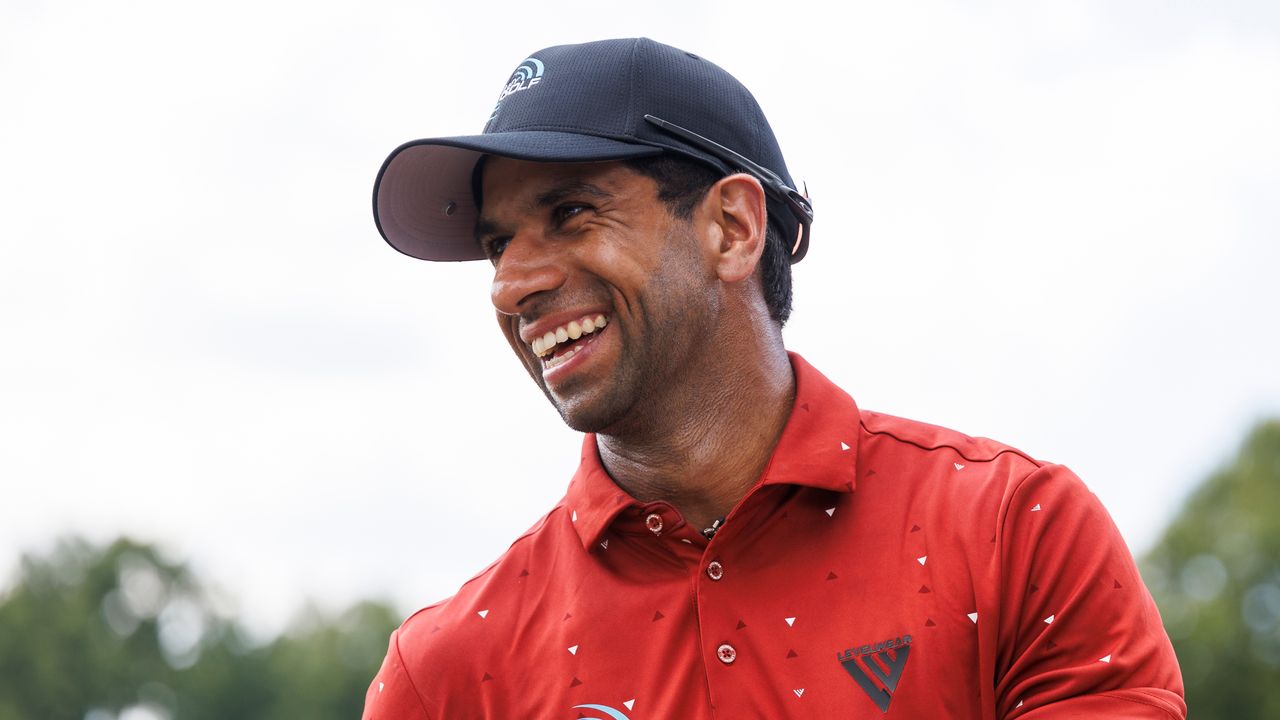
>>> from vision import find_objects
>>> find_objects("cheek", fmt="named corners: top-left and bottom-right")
top-left (497, 315), bottom-right (525, 354)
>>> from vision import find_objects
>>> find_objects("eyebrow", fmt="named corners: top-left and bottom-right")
top-left (474, 180), bottom-right (615, 242)
top-left (534, 181), bottom-right (613, 207)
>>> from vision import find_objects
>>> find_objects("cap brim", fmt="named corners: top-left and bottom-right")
top-left (373, 132), bottom-right (663, 262)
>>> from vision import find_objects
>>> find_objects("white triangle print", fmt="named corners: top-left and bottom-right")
top-left (793, 688), bottom-right (805, 698)
top-left (1031, 504), bottom-right (1041, 512)
top-left (568, 645), bottom-right (578, 655)
top-left (1016, 700), bottom-right (1024, 708)
top-left (571, 510), bottom-right (578, 522)
top-left (477, 609), bottom-right (489, 619)
top-left (378, 682), bottom-right (384, 693)
top-left (968, 612), bottom-right (978, 623)
top-left (1044, 614), bottom-right (1055, 624)
top-left (825, 507), bottom-right (835, 517)
top-left (840, 441), bottom-right (850, 451)
top-left (1099, 654), bottom-right (1112, 663)
top-left (623, 699), bottom-right (635, 711)
top-left (785, 616), bottom-right (796, 627)
top-left (917, 555), bottom-right (927, 566)
top-left (954, 462), bottom-right (965, 470)
top-left (599, 539), bottom-right (609, 550)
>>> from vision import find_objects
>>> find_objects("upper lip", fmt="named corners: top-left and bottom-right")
top-left (518, 308), bottom-right (610, 345)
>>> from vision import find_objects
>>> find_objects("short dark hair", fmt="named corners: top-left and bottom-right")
top-left (623, 155), bottom-right (794, 327)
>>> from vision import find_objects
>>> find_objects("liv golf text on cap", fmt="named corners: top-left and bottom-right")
top-left (372, 38), bottom-right (810, 263)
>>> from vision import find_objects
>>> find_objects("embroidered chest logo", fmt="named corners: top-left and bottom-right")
top-left (837, 633), bottom-right (912, 712)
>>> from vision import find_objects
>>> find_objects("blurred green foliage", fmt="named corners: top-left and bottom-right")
top-left (0, 538), bottom-right (398, 720)
top-left (4, 420), bottom-right (1279, 718)
top-left (1142, 419), bottom-right (1280, 718)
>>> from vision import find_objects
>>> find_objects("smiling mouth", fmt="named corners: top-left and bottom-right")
top-left (529, 314), bottom-right (609, 370)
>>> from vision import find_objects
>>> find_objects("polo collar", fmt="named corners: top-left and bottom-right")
top-left (564, 352), bottom-right (861, 551)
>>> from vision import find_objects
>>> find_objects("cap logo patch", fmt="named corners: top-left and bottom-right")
top-left (497, 57), bottom-right (544, 101)
top-left (487, 57), bottom-right (545, 127)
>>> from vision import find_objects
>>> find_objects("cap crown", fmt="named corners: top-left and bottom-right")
top-left (484, 38), bottom-right (799, 234)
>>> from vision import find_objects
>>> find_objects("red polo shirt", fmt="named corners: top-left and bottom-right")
top-left (363, 354), bottom-right (1184, 719)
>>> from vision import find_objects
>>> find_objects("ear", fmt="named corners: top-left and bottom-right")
top-left (701, 173), bottom-right (768, 284)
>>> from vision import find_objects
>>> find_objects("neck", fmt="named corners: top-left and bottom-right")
top-left (595, 331), bottom-right (795, 531)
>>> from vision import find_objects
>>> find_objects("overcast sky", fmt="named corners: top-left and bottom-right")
top-left (2, 0), bottom-right (1278, 639)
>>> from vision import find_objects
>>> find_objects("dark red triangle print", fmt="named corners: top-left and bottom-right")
top-left (786, 649), bottom-right (798, 658)
top-left (844, 481), bottom-right (854, 491)
top-left (562, 613), bottom-right (572, 621)
top-left (652, 610), bottom-right (665, 621)
top-left (925, 618), bottom-right (937, 627)
top-left (1114, 579), bottom-right (1123, 589)
top-left (801, 402), bottom-right (810, 411)
top-left (482, 672), bottom-right (493, 682)
top-left (919, 585), bottom-right (931, 593)
top-left (569, 677), bottom-right (583, 688)
top-left (867, 469), bottom-right (877, 477)
top-left (519, 569), bottom-right (529, 577)
top-left (990, 534), bottom-right (997, 543)
top-left (736, 619), bottom-right (747, 630)
top-left (826, 571), bottom-right (838, 580)
top-left (431, 625), bottom-right (441, 634)
top-left (1046, 640), bottom-right (1058, 650)
top-left (910, 524), bottom-right (921, 533)
top-left (1029, 583), bottom-right (1039, 594)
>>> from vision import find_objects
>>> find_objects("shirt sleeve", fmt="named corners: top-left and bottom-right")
top-left (362, 628), bottom-right (434, 720)
top-left (993, 464), bottom-right (1186, 719)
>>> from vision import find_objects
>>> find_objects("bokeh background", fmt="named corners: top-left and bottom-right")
top-left (2, 0), bottom-right (1277, 717)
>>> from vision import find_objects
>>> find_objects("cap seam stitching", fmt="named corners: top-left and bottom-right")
top-left (626, 38), bottom-right (640, 138)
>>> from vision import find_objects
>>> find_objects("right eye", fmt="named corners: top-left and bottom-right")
top-left (484, 236), bottom-right (511, 263)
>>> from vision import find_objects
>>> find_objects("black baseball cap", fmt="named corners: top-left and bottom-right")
top-left (372, 37), bottom-right (812, 263)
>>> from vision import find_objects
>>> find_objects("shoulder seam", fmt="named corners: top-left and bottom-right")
top-left (1089, 688), bottom-right (1185, 720)
top-left (859, 419), bottom-right (1044, 467)
top-left (393, 629), bottom-right (437, 720)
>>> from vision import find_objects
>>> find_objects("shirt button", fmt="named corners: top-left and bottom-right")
top-left (645, 513), bottom-right (664, 535)
top-left (716, 643), bottom-right (737, 665)
top-left (706, 560), bottom-right (724, 581)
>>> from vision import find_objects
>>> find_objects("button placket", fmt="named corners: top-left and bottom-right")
top-left (645, 513), bottom-right (664, 536)
top-left (716, 643), bottom-right (737, 664)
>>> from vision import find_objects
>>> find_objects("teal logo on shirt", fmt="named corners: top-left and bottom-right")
top-left (572, 703), bottom-right (630, 720)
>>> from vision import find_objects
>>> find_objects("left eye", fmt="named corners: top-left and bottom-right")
top-left (554, 204), bottom-right (589, 224)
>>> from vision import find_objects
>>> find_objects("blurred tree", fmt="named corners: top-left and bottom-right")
top-left (1142, 419), bottom-right (1280, 719)
top-left (0, 537), bottom-right (399, 720)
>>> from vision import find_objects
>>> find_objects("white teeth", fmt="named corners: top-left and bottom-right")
top-left (543, 344), bottom-right (581, 370)
top-left (529, 314), bottom-right (609, 358)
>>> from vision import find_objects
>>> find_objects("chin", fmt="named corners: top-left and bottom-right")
top-left (544, 385), bottom-right (633, 435)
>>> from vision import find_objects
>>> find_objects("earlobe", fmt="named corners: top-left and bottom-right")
top-left (709, 174), bottom-right (769, 284)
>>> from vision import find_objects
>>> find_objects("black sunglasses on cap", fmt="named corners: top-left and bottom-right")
top-left (644, 114), bottom-right (813, 262)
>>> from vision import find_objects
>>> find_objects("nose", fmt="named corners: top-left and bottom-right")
top-left (490, 232), bottom-right (567, 316)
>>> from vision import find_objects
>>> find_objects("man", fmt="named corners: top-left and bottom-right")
top-left (363, 38), bottom-right (1185, 719)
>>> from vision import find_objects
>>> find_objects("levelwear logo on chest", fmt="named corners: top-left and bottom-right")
top-left (837, 634), bottom-right (913, 712)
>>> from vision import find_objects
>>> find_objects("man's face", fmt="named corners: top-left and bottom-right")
top-left (478, 157), bottom-right (718, 433)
